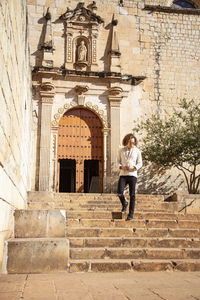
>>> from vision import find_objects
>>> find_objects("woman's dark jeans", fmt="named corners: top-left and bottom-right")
top-left (117, 176), bottom-right (137, 217)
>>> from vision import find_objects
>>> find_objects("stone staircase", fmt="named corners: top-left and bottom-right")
top-left (5, 192), bottom-right (200, 273)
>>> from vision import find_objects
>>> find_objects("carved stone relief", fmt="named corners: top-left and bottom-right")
top-left (52, 101), bottom-right (108, 129)
top-left (59, 2), bottom-right (104, 71)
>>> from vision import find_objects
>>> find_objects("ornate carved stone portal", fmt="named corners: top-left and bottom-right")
top-left (59, 2), bottom-right (104, 71)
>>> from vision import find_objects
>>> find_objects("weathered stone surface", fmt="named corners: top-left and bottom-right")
top-left (172, 193), bottom-right (200, 214)
top-left (7, 238), bottom-right (69, 273)
top-left (69, 237), bottom-right (200, 249)
top-left (91, 262), bottom-right (132, 272)
top-left (14, 210), bottom-right (66, 238)
top-left (0, 0), bottom-right (32, 272)
top-left (69, 247), bottom-right (200, 260)
top-left (70, 248), bottom-right (105, 260)
top-left (168, 229), bottom-right (200, 238)
top-left (69, 262), bottom-right (90, 273)
top-left (62, 192), bottom-right (200, 273)
top-left (175, 261), bottom-right (200, 271)
top-left (132, 260), bottom-right (174, 271)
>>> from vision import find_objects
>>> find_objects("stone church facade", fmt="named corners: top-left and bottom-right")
top-left (0, 0), bottom-right (200, 270)
top-left (29, 0), bottom-right (200, 195)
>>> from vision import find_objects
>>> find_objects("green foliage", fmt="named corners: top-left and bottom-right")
top-left (133, 99), bottom-right (200, 194)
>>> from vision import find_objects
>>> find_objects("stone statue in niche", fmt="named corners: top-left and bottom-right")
top-left (77, 40), bottom-right (87, 62)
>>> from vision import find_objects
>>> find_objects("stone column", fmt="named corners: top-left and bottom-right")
top-left (107, 87), bottom-right (123, 189)
top-left (102, 128), bottom-right (110, 192)
top-left (39, 82), bottom-right (55, 191)
top-left (51, 125), bottom-right (59, 192)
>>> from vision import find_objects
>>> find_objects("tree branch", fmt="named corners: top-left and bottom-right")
top-left (195, 176), bottom-right (200, 193)
top-left (176, 165), bottom-right (190, 192)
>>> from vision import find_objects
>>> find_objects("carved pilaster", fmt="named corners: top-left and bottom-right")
top-left (108, 87), bottom-right (123, 106)
top-left (102, 127), bottom-right (110, 192)
top-left (107, 86), bottom-right (123, 185)
top-left (38, 82), bottom-right (55, 191)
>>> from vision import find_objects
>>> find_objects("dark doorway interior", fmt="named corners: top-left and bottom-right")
top-left (59, 159), bottom-right (76, 192)
top-left (84, 160), bottom-right (99, 193)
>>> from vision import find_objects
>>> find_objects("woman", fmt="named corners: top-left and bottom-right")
top-left (117, 133), bottom-right (142, 220)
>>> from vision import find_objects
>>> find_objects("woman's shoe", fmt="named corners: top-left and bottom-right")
top-left (126, 215), bottom-right (133, 220)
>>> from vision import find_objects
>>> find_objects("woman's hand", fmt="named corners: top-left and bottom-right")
top-left (120, 166), bottom-right (136, 171)
top-left (126, 166), bottom-right (136, 171)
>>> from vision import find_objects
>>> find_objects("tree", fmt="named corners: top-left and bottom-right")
top-left (133, 99), bottom-right (200, 194)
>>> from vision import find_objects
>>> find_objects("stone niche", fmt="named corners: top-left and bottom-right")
top-left (59, 2), bottom-right (104, 71)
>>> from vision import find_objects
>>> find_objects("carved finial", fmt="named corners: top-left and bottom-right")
top-left (41, 8), bottom-right (54, 67)
top-left (76, 2), bottom-right (85, 10)
top-left (87, 1), bottom-right (97, 12)
top-left (112, 14), bottom-right (118, 26)
top-left (119, 0), bottom-right (124, 7)
top-left (109, 14), bottom-right (121, 73)
top-left (110, 15), bottom-right (121, 55)
top-left (45, 7), bottom-right (51, 20)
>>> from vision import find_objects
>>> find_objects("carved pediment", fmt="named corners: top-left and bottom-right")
top-left (59, 2), bottom-right (104, 25)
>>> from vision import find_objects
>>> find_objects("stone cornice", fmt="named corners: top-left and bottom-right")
top-left (144, 5), bottom-right (200, 15)
top-left (32, 67), bottom-right (146, 86)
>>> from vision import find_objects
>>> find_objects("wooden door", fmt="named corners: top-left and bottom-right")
top-left (57, 108), bottom-right (103, 192)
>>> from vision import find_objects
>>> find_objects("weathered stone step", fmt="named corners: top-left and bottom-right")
top-left (66, 227), bottom-right (200, 238)
top-left (28, 202), bottom-right (175, 212)
top-left (14, 210), bottom-right (66, 238)
top-left (79, 203), bottom-right (177, 209)
top-left (28, 203), bottom-right (173, 211)
top-left (68, 259), bottom-right (200, 272)
top-left (72, 200), bottom-right (167, 205)
top-left (28, 192), bottom-right (165, 202)
top-left (66, 211), bottom-right (200, 220)
top-left (69, 237), bottom-right (200, 249)
top-left (66, 218), bottom-right (200, 229)
top-left (70, 247), bottom-right (200, 260)
top-left (6, 238), bottom-right (69, 274)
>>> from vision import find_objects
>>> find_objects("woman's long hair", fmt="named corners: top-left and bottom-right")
top-left (122, 133), bottom-right (138, 146)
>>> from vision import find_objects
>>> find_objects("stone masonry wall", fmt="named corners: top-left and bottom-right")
top-left (27, 0), bottom-right (200, 111)
top-left (27, 0), bottom-right (200, 193)
top-left (0, 0), bottom-right (32, 272)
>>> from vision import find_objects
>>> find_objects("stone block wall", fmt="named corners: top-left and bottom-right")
top-left (27, 0), bottom-right (200, 193)
top-left (27, 0), bottom-right (200, 112)
top-left (0, 0), bottom-right (32, 271)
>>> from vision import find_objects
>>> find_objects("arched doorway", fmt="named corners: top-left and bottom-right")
top-left (57, 108), bottom-right (103, 193)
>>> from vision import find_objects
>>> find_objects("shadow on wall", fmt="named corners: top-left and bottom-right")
top-left (136, 161), bottom-right (184, 194)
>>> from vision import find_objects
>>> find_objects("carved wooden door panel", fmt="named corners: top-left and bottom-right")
top-left (57, 108), bottom-right (103, 192)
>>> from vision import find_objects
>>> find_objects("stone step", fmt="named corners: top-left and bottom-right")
top-left (67, 211), bottom-right (200, 220)
top-left (14, 210), bottom-right (66, 238)
top-left (28, 202), bottom-right (176, 212)
top-left (70, 247), bottom-right (200, 260)
top-left (68, 259), bottom-right (200, 272)
top-left (42, 199), bottom-right (168, 204)
top-left (66, 218), bottom-right (200, 229)
top-left (6, 238), bottom-right (69, 274)
top-left (28, 202), bottom-right (173, 209)
top-left (69, 237), bottom-right (200, 249)
top-left (66, 227), bottom-right (200, 238)
top-left (28, 192), bottom-right (165, 202)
